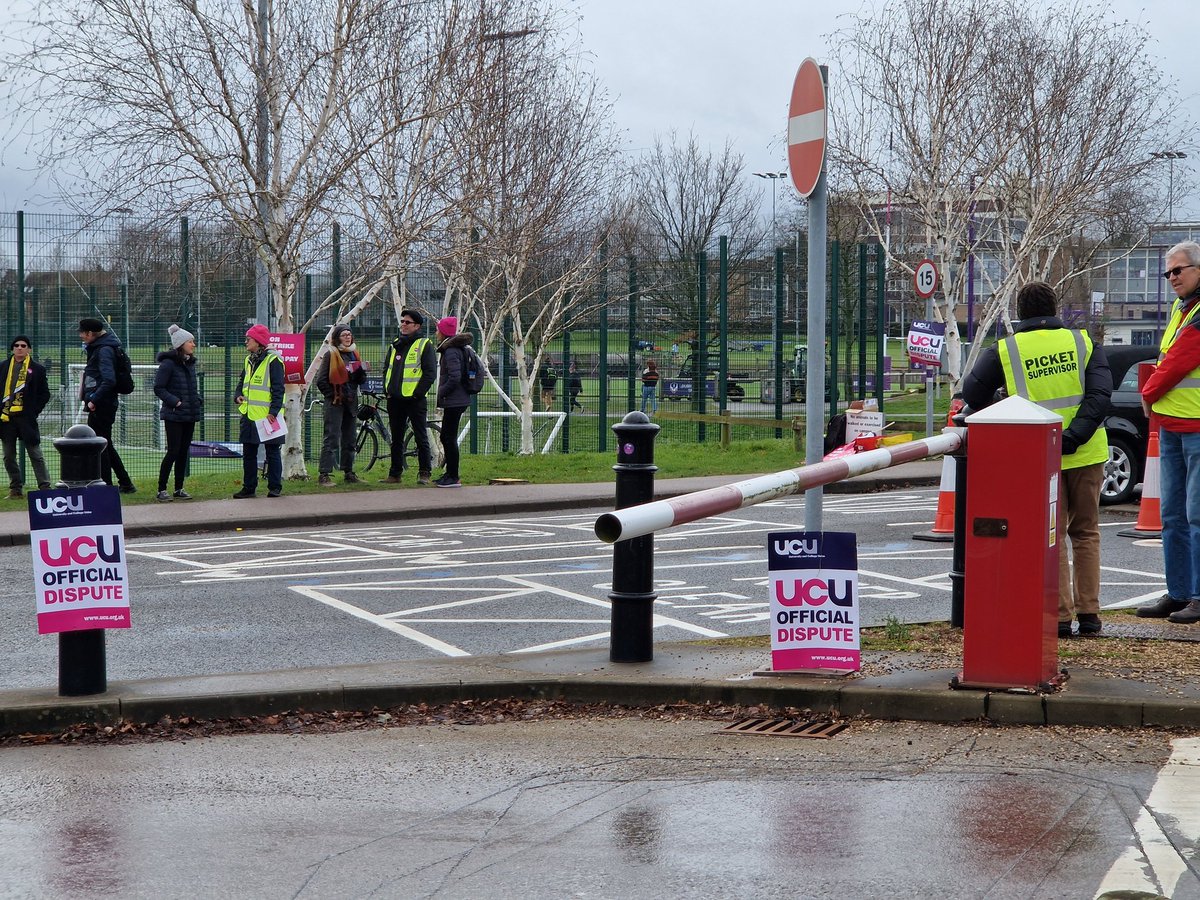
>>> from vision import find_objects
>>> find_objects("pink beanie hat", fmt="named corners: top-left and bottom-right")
top-left (245, 323), bottom-right (272, 347)
top-left (437, 316), bottom-right (458, 338)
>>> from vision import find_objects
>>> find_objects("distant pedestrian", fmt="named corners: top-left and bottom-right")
top-left (316, 323), bottom-right (367, 487)
top-left (641, 359), bottom-right (660, 414)
top-left (568, 361), bottom-right (583, 411)
top-left (79, 317), bottom-right (136, 493)
top-left (433, 316), bottom-right (470, 488)
top-left (539, 362), bottom-right (557, 409)
top-left (232, 323), bottom-right (285, 499)
top-left (153, 324), bottom-right (203, 502)
top-left (1, 334), bottom-right (51, 498)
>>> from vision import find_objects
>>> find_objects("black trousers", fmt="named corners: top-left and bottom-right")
top-left (159, 420), bottom-right (195, 492)
top-left (88, 403), bottom-right (132, 488)
top-left (387, 396), bottom-right (431, 476)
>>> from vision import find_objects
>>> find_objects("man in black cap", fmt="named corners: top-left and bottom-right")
top-left (381, 307), bottom-right (436, 485)
top-left (1, 335), bottom-right (51, 498)
top-left (79, 317), bottom-right (136, 492)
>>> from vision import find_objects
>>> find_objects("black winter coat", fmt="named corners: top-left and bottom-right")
top-left (81, 331), bottom-right (124, 407)
top-left (437, 333), bottom-right (473, 409)
top-left (154, 350), bottom-right (203, 423)
top-left (0, 356), bottom-right (50, 446)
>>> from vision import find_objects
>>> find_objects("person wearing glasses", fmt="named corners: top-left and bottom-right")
top-left (962, 282), bottom-right (1110, 639)
top-left (1, 335), bottom-right (51, 499)
top-left (381, 308), bottom-right (436, 485)
top-left (1138, 241), bottom-right (1200, 623)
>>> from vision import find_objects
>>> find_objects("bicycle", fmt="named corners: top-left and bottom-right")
top-left (353, 388), bottom-right (443, 474)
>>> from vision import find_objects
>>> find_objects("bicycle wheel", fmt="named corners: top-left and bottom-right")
top-left (400, 424), bottom-right (443, 472)
top-left (355, 422), bottom-right (381, 472)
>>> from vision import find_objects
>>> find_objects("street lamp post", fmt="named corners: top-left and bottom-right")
top-left (1152, 150), bottom-right (1188, 224)
top-left (754, 171), bottom-right (788, 249)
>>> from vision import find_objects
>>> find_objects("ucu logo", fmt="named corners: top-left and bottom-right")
top-left (35, 496), bottom-right (83, 515)
top-left (775, 578), bottom-right (855, 608)
top-left (773, 538), bottom-right (819, 556)
top-left (39, 535), bottom-right (122, 567)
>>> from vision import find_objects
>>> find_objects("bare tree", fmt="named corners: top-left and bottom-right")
top-left (434, 0), bottom-right (623, 454)
top-left (5, 0), bottom-right (453, 475)
top-left (626, 133), bottom-right (767, 339)
top-left (828, 0), bottom-right (1186, 383)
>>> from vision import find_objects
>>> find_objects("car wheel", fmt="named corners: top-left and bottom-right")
top-left (1101, 433), bottom-right (1141, 505)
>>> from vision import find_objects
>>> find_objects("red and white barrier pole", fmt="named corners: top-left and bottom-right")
top-left (594, 430), bottom-right (963, 544)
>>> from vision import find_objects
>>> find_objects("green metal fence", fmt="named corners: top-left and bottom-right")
top-left (2, 212), bottom-right (909, 484)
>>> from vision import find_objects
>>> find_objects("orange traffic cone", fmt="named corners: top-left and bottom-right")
top-left (914, 454), bottom-right (956, 543)
top-left (1119, 429), bottom-right (1162, 538)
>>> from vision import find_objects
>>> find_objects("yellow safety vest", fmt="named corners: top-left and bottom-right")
top-left (1153, 299), bottom-right (1200, 419)
top-left (998, 329), bottom-right (1107, 469)
top-left (384, 338), bottom-right (430, 398)
top-left (238, 352), bottom-right (279, 420)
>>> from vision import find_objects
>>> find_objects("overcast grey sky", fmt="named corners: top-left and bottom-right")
top-left (0, 0), bottom-right (1195, 218)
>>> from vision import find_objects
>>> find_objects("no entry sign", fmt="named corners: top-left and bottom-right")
top-left (787, 58), bottom-right (827, 199)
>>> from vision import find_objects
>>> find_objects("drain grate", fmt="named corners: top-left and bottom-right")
top-left (720, 717), bottom-right (848, 738)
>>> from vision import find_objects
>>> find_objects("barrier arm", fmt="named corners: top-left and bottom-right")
top-left (594, 430), bottom-right (963, 544)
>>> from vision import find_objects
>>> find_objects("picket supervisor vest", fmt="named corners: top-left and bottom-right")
top-left (998, 328), bottom-right (1107, 470)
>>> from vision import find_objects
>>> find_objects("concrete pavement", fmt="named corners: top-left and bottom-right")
top-left (4, 458), bottom-right (1189, 738)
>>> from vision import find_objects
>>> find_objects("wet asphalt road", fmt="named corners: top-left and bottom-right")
top-left (0, 489), bottom-right (1165, 691)
top-left (2, 718), bottom-right (1195, 898)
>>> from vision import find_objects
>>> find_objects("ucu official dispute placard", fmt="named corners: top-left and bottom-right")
top-left (768, 531), bottom-right (859, 673)
top-left (28, 487), bottom-right (131, 635)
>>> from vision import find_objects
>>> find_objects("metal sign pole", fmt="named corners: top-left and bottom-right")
top-left (803, 66), bottom-right (829, 534)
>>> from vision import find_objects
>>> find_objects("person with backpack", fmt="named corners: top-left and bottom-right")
top-left (152, 324), bottom-right (203, 502)
top-left (79, 316), bottom-right (136, 493)
top-left (1, 335), bottom-right (52, 498)
top-left (433, 316), bottom-right (473, 488)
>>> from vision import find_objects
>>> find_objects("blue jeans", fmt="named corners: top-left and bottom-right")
top-left (641, 384), bottom-right (658, 413)
top-left (1158, 427), bottom-right (1200, 600)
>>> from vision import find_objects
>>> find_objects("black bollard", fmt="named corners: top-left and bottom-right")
top-left (52, 424), bottom-right (110, 696)
top-left (608, 411), bottom-right (660, 663)
top-left (949, 414), bottom-right (968, 629)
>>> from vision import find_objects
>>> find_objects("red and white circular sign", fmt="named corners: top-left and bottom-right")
top-left (787, 58), bottom-right (827, 198)
top-left (913, 259), bottom-right (939, 299)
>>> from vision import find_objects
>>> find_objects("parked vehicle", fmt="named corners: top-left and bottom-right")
top-left (1100, 344), bottom-right (1157, 505)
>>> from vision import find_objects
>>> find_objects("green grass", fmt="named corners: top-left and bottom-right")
top-left (0, 436), bottom-right (812, 508)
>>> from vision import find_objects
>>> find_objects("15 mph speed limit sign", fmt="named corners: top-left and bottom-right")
top-left (914, 259), bottom-right (939, 299)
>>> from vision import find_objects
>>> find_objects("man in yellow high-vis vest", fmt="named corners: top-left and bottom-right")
top-left (1138, 241), bottom-right (1200, 623)
top-left (381, 307), bottom-right (436, 485)
top-left (232, 323), bottom-right (285, 499)
top-left (963, 282), bottom-right (1111, 638)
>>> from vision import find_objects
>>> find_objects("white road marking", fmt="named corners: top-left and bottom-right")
top-left (289, 585), bottom-right (469, 657)
top-left (499, 575), bottom-right (727, 638)
top-left (1094, 737), bottom-right (1200, 898)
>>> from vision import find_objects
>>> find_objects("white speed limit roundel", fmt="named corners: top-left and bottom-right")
top-left (913, 259), bottom-right (939, 299)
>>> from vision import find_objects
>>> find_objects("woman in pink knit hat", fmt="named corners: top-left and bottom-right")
top-left (433, 316), bottom-right (471, 487)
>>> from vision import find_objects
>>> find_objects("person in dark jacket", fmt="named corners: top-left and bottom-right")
top-left (568, 361), bottom-right (583, 411)
top-left (1, 334), bottom-right (52, 498)
top-left (434, 316), bottom-right (471, 488)
top-left (962, 282), bottom-right (1111, 638)
top-left (153, 324), bottom-right (203, 502)
top-left (233, 323), bottom-right (285, 499)
top-left (315, 323), bottom-right (367, 486)
top-left (79, 316), bottom-right (135, 493)
top-left (381, 308), bottom-right (436, 485)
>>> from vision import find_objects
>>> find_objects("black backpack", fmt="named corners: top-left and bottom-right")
top-left (461, 346), bottom-right (486, 394)
top-left (113, 346), bottom-right (135, 395)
